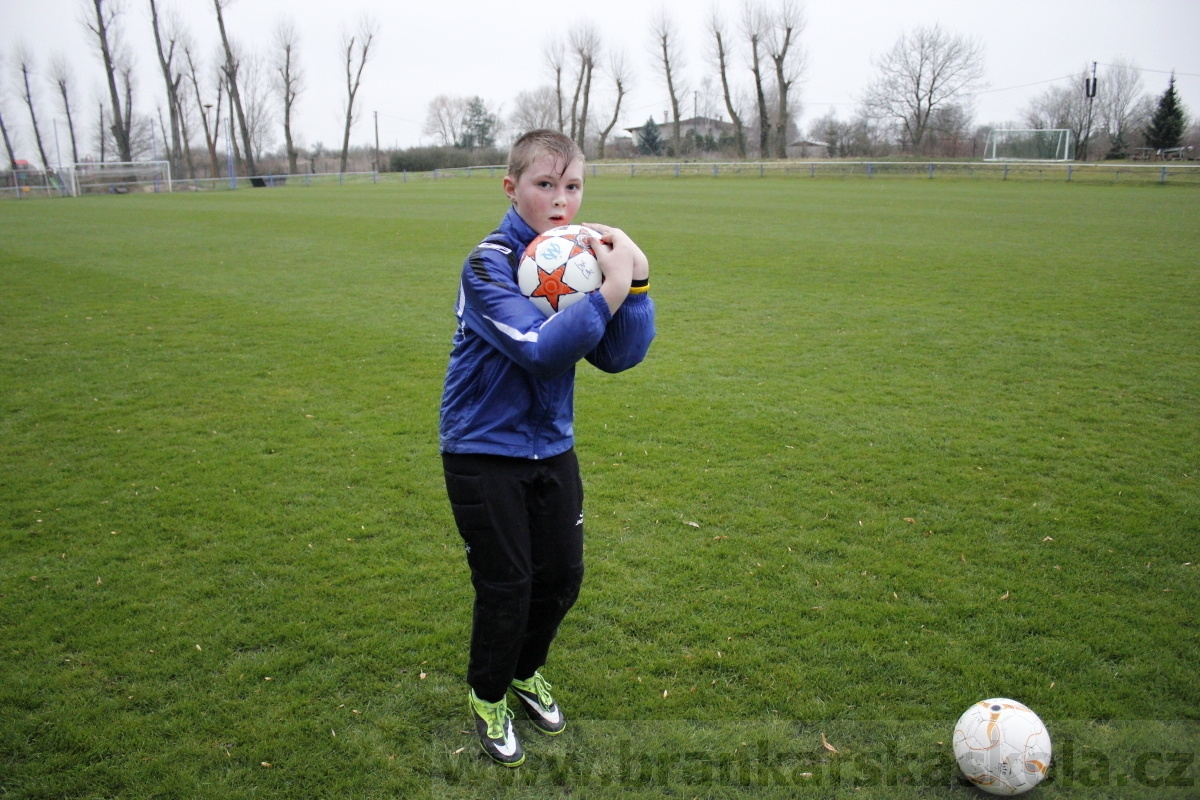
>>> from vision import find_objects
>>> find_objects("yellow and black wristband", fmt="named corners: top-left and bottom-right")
top-left (628, 278), bottom-right (650, 295)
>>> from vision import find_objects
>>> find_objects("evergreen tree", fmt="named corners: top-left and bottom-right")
top-left (637, 117), bottom-right (664, 156)
top-left (1144, 75), bottom-right (1187, 151)
top-left (457, 97), bottom-right (497, 151)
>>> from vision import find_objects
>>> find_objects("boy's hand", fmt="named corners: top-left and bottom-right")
top-left (583, 223), bottom-right (649, 281)
top-left (579, 224), bottom-right (634, 316)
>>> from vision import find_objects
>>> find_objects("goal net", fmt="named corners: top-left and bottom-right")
top-left (68, 161), bottom-right (172, 196)
top-left (983, 129), bottom-right (1074, 162)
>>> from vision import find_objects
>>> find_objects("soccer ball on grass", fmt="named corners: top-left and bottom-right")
top-left (518, 225), bottom-right (602, 316)
top-left (953, 698), bottom-right (1052, 795)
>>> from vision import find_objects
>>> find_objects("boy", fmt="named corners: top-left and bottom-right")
top-left (439, 129), bottom-right (655, 767)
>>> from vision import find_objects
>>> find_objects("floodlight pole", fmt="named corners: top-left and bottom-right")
top-left (374, 111), bottom-right (380, 183)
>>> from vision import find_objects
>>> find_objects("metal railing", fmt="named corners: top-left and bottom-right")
top-left (6, 160), bottom-right (1199, 200)
top-left (430, 160), bottom-right (1200, 185)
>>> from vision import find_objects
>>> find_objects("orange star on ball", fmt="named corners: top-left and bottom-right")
top-left (530, 264), bottom-right (577, 312)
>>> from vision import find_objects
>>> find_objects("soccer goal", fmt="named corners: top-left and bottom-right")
top-left (68, 161), bottom-right (173, 196)
top-left (983, 129), bottom-right (1074, 162)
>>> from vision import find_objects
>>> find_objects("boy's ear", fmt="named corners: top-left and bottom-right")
top-left (502, 174), bottom-right (517, 203)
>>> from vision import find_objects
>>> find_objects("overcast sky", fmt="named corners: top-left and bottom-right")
top-left (1, 0), bottom-right (1196, 163)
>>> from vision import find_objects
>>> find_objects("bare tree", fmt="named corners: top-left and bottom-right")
top-left (149, 0), bottom-right (185, 178)
top-left (544, 38), bottom-right (567, 133)
top-left (568, 23), bottom-right (600, 152)
top-left (184, 41), bottom-right (222, 178)
top-left (861, 24), bottom-right (985, 155)
top-left (1097, 58), bottom-right (1148, 158)
top-left (926, 102), bottom-right (972, 157)
top-left (0, 73), bottom-right (15, 170)
top-left (339, 15), bottom-right (377, 174)
top-left (596, 49), bottom-right (633, 159)
top-left (742, 2), bottom-right (771, 157)
top-left (0, 94), bottom-right (16, 170)
top-left (119, 60), bottom-right (136, 156)
top-left (95, 99), bottom-right (105, 162)
top-left (213, 0), bottom-right (257, 175)
top-left (273, 18), bottom-right (303, 174)
top-left (174, 70), bottom-right (197, 177)
top-left (765, 0), bottom-right (805, 158)
top-left (239, 49), bottom-right (274, 164)
top-left (707, 7), bottom-right (746, 157)
top-left (13, 46), bottom-right (52, 171)
top-left (649, 7), bottom-right (685, 154)
top-left (84, 0), bottom-right (133, 162)
top-left (423, 94), bottom-right (469, 147)
top-left (509, 86), bottom-right (559, 134)
top-left (48, 55), bottom-right (80, 165)
top-left (1022, 68), bottom-right (1093, 160)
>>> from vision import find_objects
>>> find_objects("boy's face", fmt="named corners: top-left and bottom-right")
top-left (503, 154), bottom-right (584, 234)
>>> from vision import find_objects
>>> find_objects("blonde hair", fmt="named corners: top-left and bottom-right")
top-left (507, 129), bottom-right (584, 182)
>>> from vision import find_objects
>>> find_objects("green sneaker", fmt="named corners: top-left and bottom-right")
top-left (511, 671), bottom-right (565, 735)
top-left (469, 690), bottom-right (524, 767)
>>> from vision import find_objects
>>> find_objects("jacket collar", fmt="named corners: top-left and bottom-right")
top-left (502, 206), bottom-right (538, 248)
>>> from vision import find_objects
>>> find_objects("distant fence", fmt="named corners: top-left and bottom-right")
top-left (431, 160), bottom-right (1200, 186)
top-left (5, 161), bottom-right (1200, 199)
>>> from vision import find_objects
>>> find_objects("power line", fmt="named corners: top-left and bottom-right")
top-left (966, 73), bottom-right (1080, 96)
top-left (1096, 63), bottom-right (1200, 78)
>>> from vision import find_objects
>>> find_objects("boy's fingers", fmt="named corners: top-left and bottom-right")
top-left (581, 222), bottom-right (621, 238)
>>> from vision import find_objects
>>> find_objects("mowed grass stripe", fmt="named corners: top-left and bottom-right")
top-left (2, 178), bottom-right (1198, 798)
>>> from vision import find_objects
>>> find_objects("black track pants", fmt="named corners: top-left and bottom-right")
top-left (442, 449), bottom-right (585, 703)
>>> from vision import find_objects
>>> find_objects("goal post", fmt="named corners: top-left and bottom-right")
top-left (983, 130), bottom-right (1074, 162)
top-left (68, 161), bottom-right (173, 196)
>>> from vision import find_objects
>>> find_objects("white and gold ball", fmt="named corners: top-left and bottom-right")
top-left (953, 698), bottom-right (1052, 795)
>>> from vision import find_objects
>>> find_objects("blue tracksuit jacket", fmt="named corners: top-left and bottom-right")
top-left (439, 207), bottom-right (656, 459)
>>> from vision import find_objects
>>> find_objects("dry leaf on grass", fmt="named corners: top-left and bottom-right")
top-left (821, 732), bottom-right (838, 753)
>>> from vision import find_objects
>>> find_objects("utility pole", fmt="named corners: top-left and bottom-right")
top-left (1082, 61), bottom-right (1098, 161)
top-left (374, 110), bottom-right (380, 175)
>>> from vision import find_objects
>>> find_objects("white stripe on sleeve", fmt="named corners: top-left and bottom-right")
top-left (483, 314), bottom-right (540, 343)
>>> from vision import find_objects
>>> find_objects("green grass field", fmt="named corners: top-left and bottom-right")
top-left (2, 177), bottom-right (1198, 798)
